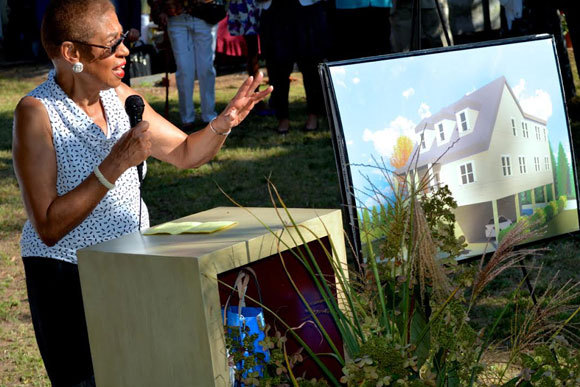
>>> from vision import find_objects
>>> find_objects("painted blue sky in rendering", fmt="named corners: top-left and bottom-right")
top-left (329, 38), bottom-right (572, 208)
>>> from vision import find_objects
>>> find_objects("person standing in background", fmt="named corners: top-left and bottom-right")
top-left (259, 0), bottom-right (329, 134)
top-left (227, 0), bottom-right (261, 79)
top-left (390, 0), bottom-right (453, 52)
top-left (227, 0), bottom-right (271, 114)
top-left (149, 0), bottom-right (219, 132)
top-left (331, 0), bottom-right (392, 61)
top-left (111, 0), bottom-right (142, 85)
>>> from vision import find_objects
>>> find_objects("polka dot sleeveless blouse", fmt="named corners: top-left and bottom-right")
top-left (20, 70), bottom-right (149, 264)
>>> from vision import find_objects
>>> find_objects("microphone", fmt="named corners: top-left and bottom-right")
top-left (125, 95), bottom-right (145, 183)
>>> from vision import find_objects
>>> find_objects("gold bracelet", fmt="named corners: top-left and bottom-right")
top-left (93, 165), bottom-right (115, 190)
top-left (209, 118), bottom-right (231, 136)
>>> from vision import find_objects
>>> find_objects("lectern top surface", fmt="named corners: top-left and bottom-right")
top-left (77, 207), bottom-right (341, 260)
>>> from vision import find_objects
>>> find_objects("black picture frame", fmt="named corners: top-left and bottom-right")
top-left (320, 34), bottom-right (580, 262)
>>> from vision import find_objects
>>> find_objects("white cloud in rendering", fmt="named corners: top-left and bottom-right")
top-left (365, 194), bottom-right (382, 209)
top-left (512, 78), bottom-right (526, 99)
top-left (418, 102), bottom-right (432, 119)
top-left (402, 88), bottom-right (415, 98)
top-left (520, 89), bottom-right (553, 121)
top-left (330, 66), bottom-right (346, 77)
top-left (512, 78), bottom-right (553, 121)
top-left (330, 67), bottom-right (347, 89)
top-left (362, 116), bottom-right (417, 157)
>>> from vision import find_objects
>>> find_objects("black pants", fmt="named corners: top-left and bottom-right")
top-left (23, 257), bottom-right (95, 387)
top-left (330, 7), bottom-right (391, 61)
top-left (260, 0), bottom-right (329, 120)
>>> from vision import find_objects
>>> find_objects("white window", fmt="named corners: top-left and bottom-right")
top-left (534, 156), bottom-right (540, 172)
top-left (459, 162), bottom-right (475, 185)
top-left (545, 156), bottom-right (550, 170)
top-left (535, 126), bottom-right (540, 140)
top-left (420, 133), bottom-right (426, 150)
top-left (438, 123), bottom-right (445, 141)
top-left (521, 122), bottom-right (529, 138)
top-left (525, 123), bottom-right (529, 138)
top-left (511, 118), bottom-right (517, 136)
top-left (543, 127), bottom-right (547, 141)
top-left (501, 156), bottom-right (512, 176)
top-left (518, 156), bottom-right (527, 174)
top-left (459, 111), bottom-right (469, 132)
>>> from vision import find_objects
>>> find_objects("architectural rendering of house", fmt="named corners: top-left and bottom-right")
top-left (398, 76), bottom-right (554, 243)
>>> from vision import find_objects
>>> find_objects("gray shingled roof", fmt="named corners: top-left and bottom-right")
top-left (396, 76), bottom-right (547, 173)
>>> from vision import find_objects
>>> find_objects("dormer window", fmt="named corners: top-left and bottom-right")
top-left (420, 133), bottom-right (426, 150)
top-left (456, 109), bottom-right (477, 137)
top-left (459, 111), bottom-right (468, 132)
top-left (438, 123), bottom-right (445, 141)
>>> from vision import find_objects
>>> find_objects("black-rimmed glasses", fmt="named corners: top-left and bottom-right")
top-left (69, 31), bottom-right (129, 57)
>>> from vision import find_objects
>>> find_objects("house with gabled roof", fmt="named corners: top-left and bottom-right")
top-left (397, 76), bottom-right (554, 243)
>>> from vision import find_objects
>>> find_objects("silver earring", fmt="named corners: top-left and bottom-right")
top-left (72, 62), bottom-right (84, 73)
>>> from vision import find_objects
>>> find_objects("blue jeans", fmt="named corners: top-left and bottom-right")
top-left (167, 14), bottom-right (218, 124)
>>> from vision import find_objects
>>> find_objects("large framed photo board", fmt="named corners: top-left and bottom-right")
top-left (320, 35), bottom-right (580, 261)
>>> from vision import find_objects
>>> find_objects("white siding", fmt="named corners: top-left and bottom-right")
top-left (437, 85), bottom-right (553, 206)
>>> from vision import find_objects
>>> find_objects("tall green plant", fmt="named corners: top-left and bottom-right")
top-left (556, 142), bottom-right (571, 198)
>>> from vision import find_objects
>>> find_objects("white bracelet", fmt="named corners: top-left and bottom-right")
top-left (209, 118), bottom-right (231, 136)
top-left (93, 165), bottom-right (115, 190)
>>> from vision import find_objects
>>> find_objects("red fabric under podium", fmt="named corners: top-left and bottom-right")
top-left (218, 237), bottom-right (344, 381)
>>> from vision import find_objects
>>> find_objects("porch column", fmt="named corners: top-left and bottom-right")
top-left (427, 163), bottom-right (434, 192)
top-left (515, 193), bottom-right (521, 221)
top-left (543, 185), bottom-right (548, 203)
top-left (492, 199), bottom-right (500, 239)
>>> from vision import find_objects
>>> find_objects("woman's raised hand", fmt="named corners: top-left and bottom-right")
top-left (211, 72), bottom-right (273, 133)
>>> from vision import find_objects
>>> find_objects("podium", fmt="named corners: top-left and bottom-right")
top-left (77, 207), bottom-right (347, 386)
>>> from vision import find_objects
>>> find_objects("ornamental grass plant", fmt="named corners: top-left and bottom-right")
top-left (224, 159), bottom-right (580, 386)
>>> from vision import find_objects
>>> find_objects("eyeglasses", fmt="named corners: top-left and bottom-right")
top-left (69, 31), bottom-right (129, 57)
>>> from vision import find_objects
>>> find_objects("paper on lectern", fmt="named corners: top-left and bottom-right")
top-left (142, 221), bottom-right (238, 235)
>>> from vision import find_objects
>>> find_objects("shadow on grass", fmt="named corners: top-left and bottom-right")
top-left (0, 63), bottom-right (52, 80)
top-left (0, 155), bottom-right (15, 178)
top-left (0, 110), bottom-right (14, 151)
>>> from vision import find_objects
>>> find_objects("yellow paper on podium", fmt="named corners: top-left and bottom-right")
top-left (142, 221), bottom-right (238, 235)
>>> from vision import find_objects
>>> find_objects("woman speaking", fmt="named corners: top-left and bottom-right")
top-left (12, 0), bottom-right (271, 385)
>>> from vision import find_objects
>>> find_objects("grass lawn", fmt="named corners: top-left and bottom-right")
top-left (1, 54), bottom-right (580, 385)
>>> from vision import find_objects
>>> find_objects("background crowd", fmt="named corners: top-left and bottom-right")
top-left (0, 0), bottom-right (578, 132)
